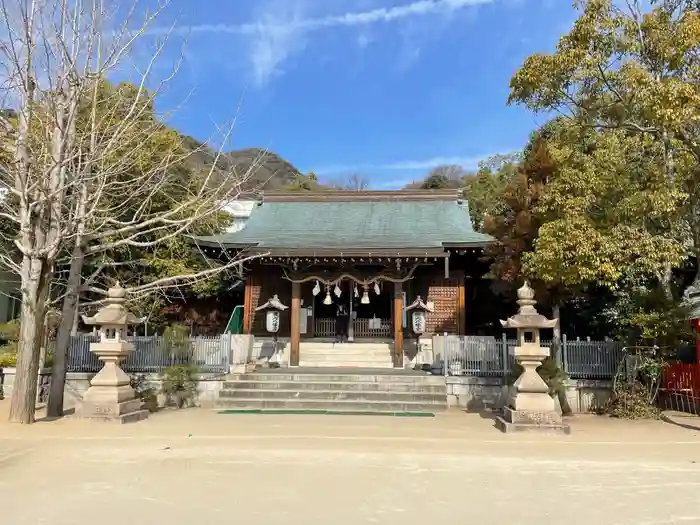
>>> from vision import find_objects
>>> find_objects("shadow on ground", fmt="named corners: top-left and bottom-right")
top-left (661, 411), bottom-right (700, 432)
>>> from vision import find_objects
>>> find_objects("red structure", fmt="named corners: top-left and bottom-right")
top-left (663, 288), bottom-right (700, 396)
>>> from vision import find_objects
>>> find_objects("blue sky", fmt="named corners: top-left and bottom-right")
top-left (146, 0), bottom-right (578, 188)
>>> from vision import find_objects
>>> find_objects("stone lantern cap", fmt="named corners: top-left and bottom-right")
top-left (500, 281), bottom-right (557, 330)
top-left (684, 282), bottom-right (700, 321)
top-left (81, 283), bottom-right (145, 326)
top-left (255, 294), bottom-right (288, 312)
top-left (406, 295), bottom-right (434, 312)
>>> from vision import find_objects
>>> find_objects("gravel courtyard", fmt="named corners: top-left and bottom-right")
top-left (2, 407), bottom-right (700, 525)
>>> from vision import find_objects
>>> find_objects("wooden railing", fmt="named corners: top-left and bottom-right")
top-left (313, 317), bottom-right (391, 338)
top-left (353, 318), bottom-right (391, 338)
top-left (314, 318), bottom-right (335, 337)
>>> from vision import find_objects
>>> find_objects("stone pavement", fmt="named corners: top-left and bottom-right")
top-left (2, 405), bottom-right (700, 524)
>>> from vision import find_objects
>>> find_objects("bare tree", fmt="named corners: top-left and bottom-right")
top-left (330, 173), bottom-right (370, 191)
top-left (420, 165), bottom-right (466, 190)
top-left (0, 0), bottom-right (260, 422)
top-left (429, 165), bottom-right (467, 182)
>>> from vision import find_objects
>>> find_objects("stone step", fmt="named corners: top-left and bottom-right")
top-left (298, 364), bottom-right (394, 369)
top-left (298, 360), bottom-right (393, 367)
top-left (294, 361), bottom-right (394, 371)
top-left (215, 398), bottom-right (446, 413)
top-left (223, 380), bottom-right (447, 393)
top-left (300, 352), bottom-right (391, 360)
top-left (300, 350), bottom-right (392, 357)
top-left (231, 373), bottom-right (446, 384)
top-left (300, 342), bottom-right (392, 347)
top-left (298, 361), bottom-right (393, 367)
top-left (219, 389), bottom-right (446, 403)
top-left (300, 344), bottom-right (393, 352)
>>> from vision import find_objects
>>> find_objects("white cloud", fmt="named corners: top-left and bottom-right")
top-left (356, 32), bottom-right (374, 49)
top-left (315, 153), bottom-right (504, 175)
top-left (162, 0), bottom-right (499, 86)
top-left (168, 0), bottom-right (496, 36)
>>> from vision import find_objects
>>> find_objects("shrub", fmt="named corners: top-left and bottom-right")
top-left (0, 319), bottom-right (19, 368)
top-left (606, 351), bottom-right (666, 419)
top-left (130, 373), bottom-right (158, 412)
top-left (160, 324), bottom-right (193, 365)
top-left (159, 364), bottom-right (198, 408)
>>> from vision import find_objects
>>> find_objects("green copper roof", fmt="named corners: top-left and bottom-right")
top-left (196, 191), bottom-right (493, 254)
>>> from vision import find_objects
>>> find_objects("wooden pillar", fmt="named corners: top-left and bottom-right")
top-left (458, 272), bottom-right (466, 335)
top-left (393, 282), bottom-right (404, 368)
top-left (290, 281), bottom-right (301, 367)
top-left (243, 277), bottom-right (252, 334)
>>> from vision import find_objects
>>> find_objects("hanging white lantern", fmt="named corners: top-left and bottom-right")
top-left (405, 295), bottom-right (433, 336)
top-left (324, 291), bottom-right (332, 305)
top-left (312, 281), bottom-right (321, 296)
top-left (254, 294), bottom-right (289, 334)
top-left (266, 311), bottom-right (280, 333)
top-left (412, 311), bottom-right (426, 335)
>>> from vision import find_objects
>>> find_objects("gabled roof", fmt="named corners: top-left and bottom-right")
top-left (195, 190), bottom-right (494, 256)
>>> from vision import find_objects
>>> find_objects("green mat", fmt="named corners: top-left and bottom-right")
top-left (218, 409), bottom-right (435, 417)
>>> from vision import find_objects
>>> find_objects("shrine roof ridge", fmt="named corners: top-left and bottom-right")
top-left (193, 191), bottom-right (495, 252)
top-left (261, 189), bottom-right (462, 203)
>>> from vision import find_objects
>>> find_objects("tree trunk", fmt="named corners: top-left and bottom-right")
top-left (9, 258), bottom-right (49, 424)
top-left (71, 297), bottom-right (79, 335)
top-left (552, 303), bottom-right (562, 367)
top-left (660, 264), bottom-right (674, 303)
top-left (551, 303), bottom-right (573, 416)
top-left (46, 245), bottom-right (85, 418)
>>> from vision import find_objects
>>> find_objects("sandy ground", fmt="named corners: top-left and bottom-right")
top-left (2, 405), bottom-right (700, 524)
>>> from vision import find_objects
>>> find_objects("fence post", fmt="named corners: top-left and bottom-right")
top-left (443, 332), bottom-right (448, 377)
top-left (501, 333), bottom-right (508, 377)
top-left (562, 334), bottom-right (569, 374)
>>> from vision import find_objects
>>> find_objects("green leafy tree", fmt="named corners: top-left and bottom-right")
top-left (522, 122), bottom-right (685, 293)
top-left (482, 133), bottom-right (554, 287)
top-left (508, 0), bottom-right (700, 289)
top-left (420, 166), bottom-right (459, 189)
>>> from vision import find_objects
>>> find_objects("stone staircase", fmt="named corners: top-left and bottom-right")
top-left (217, 371), bottom-right (448, 414)
top-left (298, 342), bottom-right (394, 368)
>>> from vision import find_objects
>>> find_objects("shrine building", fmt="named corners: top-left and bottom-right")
top-left (195, 189), bottom-right (494, 368)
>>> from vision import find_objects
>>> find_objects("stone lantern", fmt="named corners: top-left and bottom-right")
top-left (495, 281), bottom-right (570, 434)
top-left (255, 294), bottom-right (288, 365)
top-left (79, 283), bottom-right (148, 423)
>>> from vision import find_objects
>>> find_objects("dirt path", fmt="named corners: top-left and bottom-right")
top-left (2, 406), bottom-right (700, 524)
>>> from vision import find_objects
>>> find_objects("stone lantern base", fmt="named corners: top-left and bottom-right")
top-left (79, 342), bottom-right (149, 424)
top-left (495, 406), bottom-right (570, 434)
top-left (494, 344), bottom-right (570, 434)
